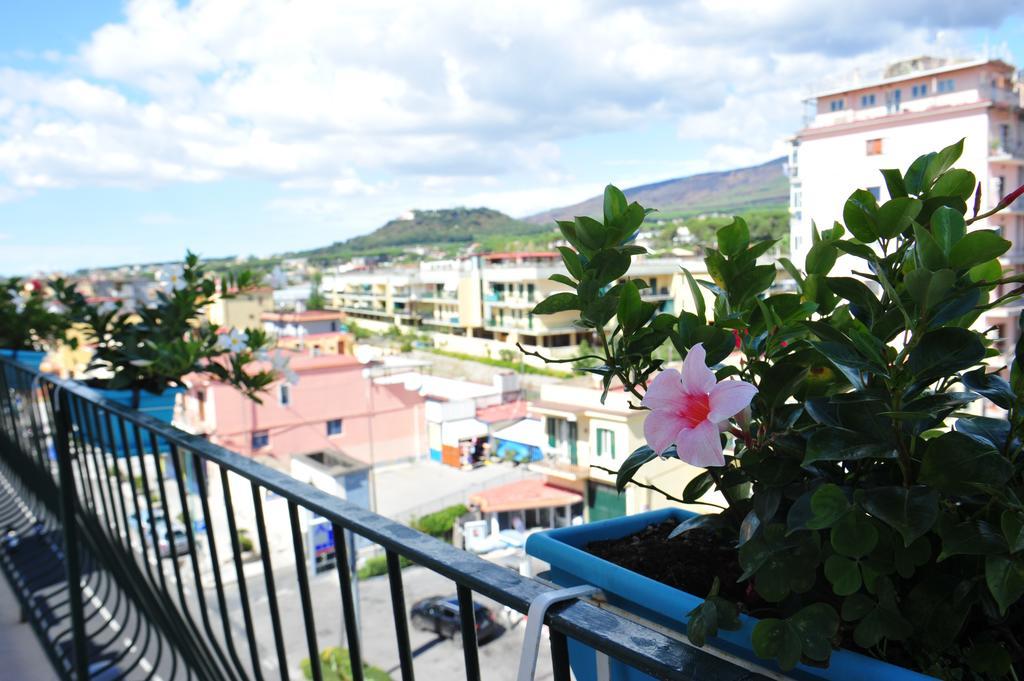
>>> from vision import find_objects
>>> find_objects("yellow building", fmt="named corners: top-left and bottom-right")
top-left (206, 287), bottom-right (274, 330)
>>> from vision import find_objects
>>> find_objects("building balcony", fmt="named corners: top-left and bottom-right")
top-left (990, 141), bottom-right (1024, 162)
top-left (0, 356), bottom-right (744, 681)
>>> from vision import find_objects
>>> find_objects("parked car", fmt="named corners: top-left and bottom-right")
top-left (129, 513), bottom-right (190, 558)
top-left (410, 596), bottom-right (501, 643)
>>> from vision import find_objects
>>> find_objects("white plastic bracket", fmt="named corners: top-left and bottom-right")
top-left (515, 584), bottom-right (604, 681)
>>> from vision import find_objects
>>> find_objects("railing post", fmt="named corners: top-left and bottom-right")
top-left (51, 386), bottom-right (90, 680)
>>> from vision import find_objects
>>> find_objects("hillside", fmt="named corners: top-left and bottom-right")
top-left (292, 207), bottom-right (553, 261)
top-left (527, 156), bottom-right (788, 224)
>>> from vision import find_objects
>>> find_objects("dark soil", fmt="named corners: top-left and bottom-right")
top-left (585, 520), bottom-right (748, 603)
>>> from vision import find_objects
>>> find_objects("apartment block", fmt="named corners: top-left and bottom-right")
top-left (321, 251), bottom-right (712, 363)
top-left (790, 56), bottom-right (1024, 350)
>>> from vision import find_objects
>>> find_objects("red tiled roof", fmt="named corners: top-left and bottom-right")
top-left (476, 400), bottom-right (527, 423)
top-left (469, 478), bottom-right (583, 513)
top-left (481, 251), bottom-right (559, 260)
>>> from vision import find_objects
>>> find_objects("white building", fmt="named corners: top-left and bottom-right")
top-left (790, 56), bottom-right (1024, 348)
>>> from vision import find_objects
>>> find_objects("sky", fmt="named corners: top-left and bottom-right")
top-left (1, 1), bottom-right (1023, 274)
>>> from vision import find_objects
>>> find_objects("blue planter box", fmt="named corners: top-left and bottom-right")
top-left (0, 349), bottom-right (47, 369)
top-left (74, 386), bottom-right (183, 457)
top-left (525, 508), bottom-right (932, 681)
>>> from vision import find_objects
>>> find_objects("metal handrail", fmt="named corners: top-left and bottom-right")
top-left (0, 357), bottom-right (761, 681)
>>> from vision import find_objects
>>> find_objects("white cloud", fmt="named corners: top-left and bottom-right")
top-left (0, 0), bottom-right (1019, 211)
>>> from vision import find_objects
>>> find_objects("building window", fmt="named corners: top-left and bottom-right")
top-left (866, 138), bottom-right (883, 156)
top-left (859, 93), bottom-right (876, 107)
top-left (867, 186), bottom-right (881, 201)
top-left (937, 79), bottom-right (955, 93)
top-left (829, 99), bottom-right (845, 112)
top-left (547, 418), bottom-right (560, 447)
top-left (327, 419), bottom-right (343, 436)
top-left (252, 430), bottom-right (270, 449)
top-left (596, 428), bottom-right (616, 459)
top-left (279, 384), bottom-right (290, 406)
top-left (911, 83), bottom-right (928, 98)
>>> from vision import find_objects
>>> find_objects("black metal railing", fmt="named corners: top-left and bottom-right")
top-left (0, 356), bottom-right (759, 681)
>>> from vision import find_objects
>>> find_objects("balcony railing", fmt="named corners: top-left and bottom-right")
top-left (0, 357), bottom-right (757, 681)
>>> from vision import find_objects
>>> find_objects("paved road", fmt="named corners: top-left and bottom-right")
top-left (212, 559), bottom-right (555, 681)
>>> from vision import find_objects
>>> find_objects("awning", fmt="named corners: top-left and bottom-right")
top-left (469, 478), bottom-right (584, 514)
top-left (491, 418), bottom-right (544, 447)
top-left (441, 418), bottom-right (489, 444)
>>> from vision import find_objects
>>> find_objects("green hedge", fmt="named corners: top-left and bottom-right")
top-left (300, 647), bottom-right (391, 681)
top-left (424, 348), bottom-right (572, 378)
top-left (413, 504), bottom-right (469, 538)
top-left (357, 554), bottom-right (411, 580)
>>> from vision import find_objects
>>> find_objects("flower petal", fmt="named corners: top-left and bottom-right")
top-left (708, 380), bottom-right (758, 423)
top-left (681, 343), bottom-right (716, 394)
top-left (675, 419), bottom-right (725, 468)
top-left (644, 410), bottom-right (688, 455)
top-left (641, 368), bottom-right (685, 411)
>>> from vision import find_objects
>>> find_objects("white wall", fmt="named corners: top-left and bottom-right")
top-left (792, 109), bottom-right (993, 276)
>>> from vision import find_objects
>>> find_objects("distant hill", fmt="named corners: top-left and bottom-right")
top-left (292, 207), bottom-right (554, 261)
top-left (527, 156), bottom-right (788, 224)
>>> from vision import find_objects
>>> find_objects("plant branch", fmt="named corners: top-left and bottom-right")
top-left (590, 465), bottom-right (726, 510)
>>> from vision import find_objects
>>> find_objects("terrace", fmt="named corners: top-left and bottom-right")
top-left (0, 356), bottom-right (761, 681)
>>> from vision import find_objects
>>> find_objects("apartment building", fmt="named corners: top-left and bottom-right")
top-left (321, 252), bottom-right (711, 364)
top-left (206, 287), bottom-right (274, 330)
top-left (790, 56), bottom-right (1024, 350)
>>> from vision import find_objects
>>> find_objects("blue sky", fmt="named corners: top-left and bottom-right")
top-left (1, 1), bottom-right (1023, 273)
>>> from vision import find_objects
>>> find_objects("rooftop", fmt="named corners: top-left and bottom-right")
top-left (261, 310), bottom-right (343, 322)
top-left (810, 56), bottom-right (1014, 99)
top-left (468, 478), bottom-right (583, 513)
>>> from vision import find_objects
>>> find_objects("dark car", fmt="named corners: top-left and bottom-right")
top-left (410, 596), bottom-right (501, 643)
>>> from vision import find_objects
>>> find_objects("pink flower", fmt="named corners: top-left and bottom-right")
top-left (641, 343), bottom-right (757, 467)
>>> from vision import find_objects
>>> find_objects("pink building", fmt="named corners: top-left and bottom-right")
top-left (179, 352), bottom-right (427, 467)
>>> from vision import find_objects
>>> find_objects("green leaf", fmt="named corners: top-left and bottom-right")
top-left (805, 241), bottom-right (837, 275)
top-left (965, 642), bottom-right (1012, 678)
top-left (616, 281), bottom-right (644, 334)
top-left (923, 138), bottom-right (964, 189)
top-left (603, 184), bottom-right (627, 226)
top-left (961, 367), bottom-right (1015, 410)
top-left (531, 292), bottom-right (580, 315)
top-left (804, 428), bottom-right (895, 466)
top-left (876, 197), bottom-right (922, 239)
top-left (686, 588), bottom-right (741, 647)
top-left (682, 268), bottom-right (706, 321)
top-left (548, 273), bottom-right (577, 288)
top-left (948, 229), bottom-right (1012, 270)
top-left (907, 327), bottom-right (984, 386)
top-left (856, 486), bottom-right (938, 547)
top-left (937, 518), bottom-right (1007, 561)
top-left (880, 168), bottom-right (907, 199)
top-left (682, 471), bottom-right (715, 503)
top-left (842, 189), bottom-right (879, 242)
top-left (831, 511), bottom-right (878, 558)
top-left (615, 445), bottom-right (657, 492)
top-left (807, 341), bottom-right (879, 390)
top-left (717, 217), bottom-right (749, 257)
top-left (589, 249), bottom-right (632, 286)
top-left (824, 555), bottom-right (862, 596)
top-left (807, 484), bottom-right (850, 529)
top-left (931, 168), bottom-right (976, 201)
top-left (574, 216), bottom-right (607, 250)
top-left (985, 555), bottom-right (1024, 615)
top-left (912, 223), bottom-right (946, 270)
top-left (929, 206), bottom-right (966, 254)
top-left (904, 152), bottom-right (936, 195)
top-left (752, 604), bottom-right (839, 671)
top-left (827, 277), bottom-right (880, 323)
top-left (556, 246), bottom-right (583, 280)
top-left (1002, 510), bottom-right (1024, 553)
top-left (919, 431), bottom-right (1012, 494)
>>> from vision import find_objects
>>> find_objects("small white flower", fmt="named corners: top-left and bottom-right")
top-left (217, 328), bottom-right (249, 353)
top-left (9, 290), bottom-right (26, 313)
top-left (129, 359), bottom-right (154, 367)
top-left (255, 349), bottom-right (270, 362)
top-left (159, 265), bottom-right (187, 291)
top-left (46, 301), bottom-right (66, 314)
top-left (269, 350), bottom-right (292, 372)
top-left (98, 301), bottom-right (118, 315)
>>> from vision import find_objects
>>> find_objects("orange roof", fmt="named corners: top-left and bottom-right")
top-left (261, 310), bottom-right (342, 323)
top-left (476, 401), bottom-right (527, 423)
top-left (469, 478), bottom-right (583, 513)
top-left (482, 251), bottom-right (559, 261)
top-left (277, 331), bottom-right (352, 341)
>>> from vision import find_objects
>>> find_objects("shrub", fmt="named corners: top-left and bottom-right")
top-left (357, 554), bottom-right (411, 580)
top-left (237, 529), bottom-right (254, 553)
top-left (300, 647), bottom-right (391, 681)
top-left (414, 504), bottom-right (469, 539)
top-left (531, 141), bottom-right (1024, 676)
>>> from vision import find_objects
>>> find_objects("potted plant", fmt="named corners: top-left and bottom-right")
top-left (56, 252), bottom-right (290, 452)
top-left (524, 140), bottom-right (1024, 680)
top-left (0, 278), bottom-right (72, 368)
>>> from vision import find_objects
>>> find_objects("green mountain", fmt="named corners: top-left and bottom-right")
top-left (527, 156), bottom-right (788, 224)
top-left (292, 207), bottom-right (552, 261)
